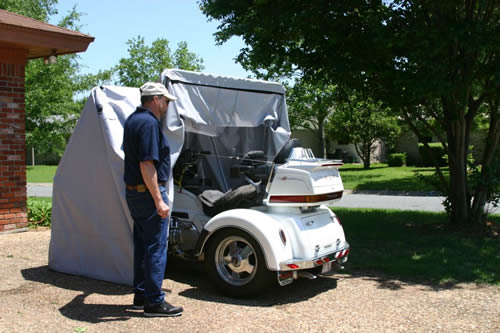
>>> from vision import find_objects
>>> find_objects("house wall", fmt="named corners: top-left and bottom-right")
top-left (396, 130), bottom-right (488, 166)
top-left (0, 47), bottom-right (28, 232)
top-left (396, 131), bottom-right (420, 165)
top-left (470, 130), bottom-right (487, 162)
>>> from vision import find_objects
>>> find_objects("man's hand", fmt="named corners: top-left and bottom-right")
top-left (140, 160), bottom-right (170, 219)
top-left (156, 200), bottom-right (170, 219)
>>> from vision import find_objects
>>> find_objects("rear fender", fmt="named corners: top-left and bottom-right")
top-left (196, 209), bottom-right (293, 271)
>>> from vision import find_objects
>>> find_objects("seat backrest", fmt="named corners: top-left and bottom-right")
top-left (199, 184), bottom-right (259, 217)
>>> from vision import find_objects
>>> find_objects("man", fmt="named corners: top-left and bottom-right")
top-left (123, 82), bottom-right (183, 317)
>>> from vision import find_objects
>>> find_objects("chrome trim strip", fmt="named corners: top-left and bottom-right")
top-left (279, 242), bottom-right (350, 271)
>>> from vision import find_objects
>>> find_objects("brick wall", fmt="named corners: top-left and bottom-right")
top-left (0, 48), bottom-right (28, 232)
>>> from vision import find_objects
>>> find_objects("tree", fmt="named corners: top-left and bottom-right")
top-left (328, 94), bottom-right (400, 169)
top-left (287, 80), bottom-right (337, 158)
top-left (0, 0), bottom-right (57, 21)
top-left (25, 55), bottom-right (81, 158)
top-left (200, 0), bottom-right (499, 228)
top-left (25, 55), bottom-right (112, 160)
top-left (115, 36), bottom-right (204, 87)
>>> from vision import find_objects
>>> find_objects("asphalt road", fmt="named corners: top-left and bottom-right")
top-left (27, 183), bottom-right (53, 197)
top-left (330, 191), bottom-right (448, 212)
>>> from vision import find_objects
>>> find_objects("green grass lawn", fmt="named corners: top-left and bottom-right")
top-left (335, 207), bottom-right (500, 285)
top-left (26, 165), bottom-right (57, 183)
top-left (339, 163), bottom-right (449, 192)
top-left (28, 197), bottom-right (52, 204)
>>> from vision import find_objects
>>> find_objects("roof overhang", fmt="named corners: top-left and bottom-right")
top-left (0, 9), bottom-right (94, 59)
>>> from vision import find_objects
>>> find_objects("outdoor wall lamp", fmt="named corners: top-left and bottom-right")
top-left (44, 50), bottom-right (58, 64)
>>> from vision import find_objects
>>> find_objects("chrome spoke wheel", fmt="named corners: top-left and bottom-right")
top-left (214, 235), bottom-right (258, 286)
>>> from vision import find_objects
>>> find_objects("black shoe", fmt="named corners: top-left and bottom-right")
top-left (144, 301), bottom-right (183, 317)
top-left (133, 294), bottom-right (144, 309)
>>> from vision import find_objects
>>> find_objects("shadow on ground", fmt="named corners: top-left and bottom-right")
top-left (20, 260), bottom-right (338, 323)
top-left (21, 266), bottom-right (141, 323)
top-left (166, 257), bottom-right (338, 307)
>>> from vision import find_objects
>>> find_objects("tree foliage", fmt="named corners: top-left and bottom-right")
top-left (115, 36), bottom-right (204, 87)
top-left (200, 0), bottom-right (500, 227)
top-left (25, 54), bottom-right (112, 157)
top-left (328, 94), bottom-right (400, 169)
top-left (287, 79), bottom-right (337, 158)
top-left (0, 0), bottom-right (57, 21)
top-left (25, 55), bottom-right (81, 155)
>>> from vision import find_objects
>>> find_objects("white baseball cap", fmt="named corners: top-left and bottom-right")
top-left (140, 82), bottom-right (177, 101)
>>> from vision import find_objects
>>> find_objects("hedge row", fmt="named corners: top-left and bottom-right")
top-left (418, 143), bottom-right (447, 167)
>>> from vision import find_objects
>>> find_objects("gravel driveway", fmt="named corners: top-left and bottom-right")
top-left (1, 230), bottom-right (498, 333)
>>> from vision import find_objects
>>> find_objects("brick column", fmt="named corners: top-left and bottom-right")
top-left (0, 47), bottom-right (28, 232)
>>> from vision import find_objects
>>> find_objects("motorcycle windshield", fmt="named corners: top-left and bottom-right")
top-left (162, 69), bottom-right (291, 192)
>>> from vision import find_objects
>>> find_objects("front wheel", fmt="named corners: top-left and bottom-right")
top-left (204, 228), bottom-right (275, 297)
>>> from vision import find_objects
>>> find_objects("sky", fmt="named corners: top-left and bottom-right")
top-left (49, 0), bottom-right (251, 78)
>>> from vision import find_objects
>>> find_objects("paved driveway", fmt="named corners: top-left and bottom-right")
top-left (1, 230), bottom-right (498, 332)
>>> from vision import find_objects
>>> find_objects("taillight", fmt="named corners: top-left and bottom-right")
top-left (269, 191), bottom-right (343, 204)
top-left (336, 249), bottom-right (350, 259)
top-left (335, 215), bottom-right (342, 225)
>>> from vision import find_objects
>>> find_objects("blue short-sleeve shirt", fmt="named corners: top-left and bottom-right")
top-left (123, 106), bottom-right (171, 185)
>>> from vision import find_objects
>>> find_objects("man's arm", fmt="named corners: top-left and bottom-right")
top-left (140, 160), bottom-right (169, 218)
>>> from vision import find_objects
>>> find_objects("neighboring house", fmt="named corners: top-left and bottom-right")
top-left (291, 129), bottom-right (384, 163)
top-left (395, 131), bottom-right (420, 165)
top-left (295, 127), bottom-right (490, 166)
top-left (469, 130), bottom-right (488, 163)
top-left (395, 129), bottom-right (488, 165)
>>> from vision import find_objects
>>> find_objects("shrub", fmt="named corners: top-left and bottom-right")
top-left (387, 153), bottom-right (407, 167)
top-left (27, 198), bottom-right (52, 228)
top-left (418, 143), bottom-right (447, 167)
top-left (405, 154), bottom-right (418, 166)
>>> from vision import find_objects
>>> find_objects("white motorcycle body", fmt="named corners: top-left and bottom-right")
top-left (170, 148), bottom-right (349, 294)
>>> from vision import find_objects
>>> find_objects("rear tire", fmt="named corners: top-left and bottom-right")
top-left (204, 228), bottom-right (275, 297)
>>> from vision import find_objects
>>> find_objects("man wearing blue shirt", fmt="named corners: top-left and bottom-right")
top-left (123, 82), bottom-right (183, 317)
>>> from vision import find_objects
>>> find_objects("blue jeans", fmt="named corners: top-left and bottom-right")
top-left (126, 185), bottom-right (169, 305)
